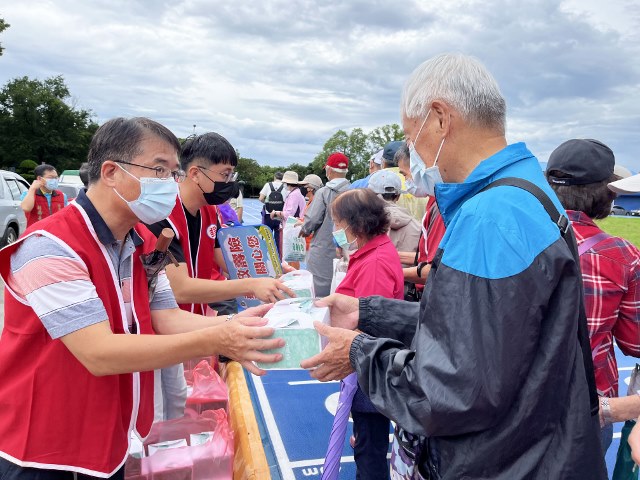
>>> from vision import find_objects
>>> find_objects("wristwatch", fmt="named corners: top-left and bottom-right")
top-left (600, 396), bottom-right (613, 426)
top-left (416, 261), bottom-right (430, 278)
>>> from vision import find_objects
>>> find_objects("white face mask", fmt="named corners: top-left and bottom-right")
top-left (408, 109), bottom-right (445, 198)
top-left (113, 164), bottom-right (178, 224)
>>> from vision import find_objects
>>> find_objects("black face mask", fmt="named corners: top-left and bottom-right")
top-left (201, 181), bottom-right (238, 205)
top-left (299, 186), bottom-right (308, 198)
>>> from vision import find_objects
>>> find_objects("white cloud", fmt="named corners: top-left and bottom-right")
top-left (1, 0), bottom-right (639, 170)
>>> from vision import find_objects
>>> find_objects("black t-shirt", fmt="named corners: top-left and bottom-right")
top-left (145, 205), bottom-right (220, 272)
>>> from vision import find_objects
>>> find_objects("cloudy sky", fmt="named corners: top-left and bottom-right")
top-left (1, 0), bottom-right (639, 170)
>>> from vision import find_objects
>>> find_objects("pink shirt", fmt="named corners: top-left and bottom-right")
top-left (282, 187), bottom-right (306, 222)
top-left (336, 234), bottom-right (404, 299)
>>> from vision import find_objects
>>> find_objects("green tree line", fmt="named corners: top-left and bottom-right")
top-left (0, 73), bottom-right (401, 193)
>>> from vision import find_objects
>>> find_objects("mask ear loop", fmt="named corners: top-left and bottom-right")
top-left (433, 137), bottom-right (446, 168)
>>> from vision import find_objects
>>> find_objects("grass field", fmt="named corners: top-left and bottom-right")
top-left (595, 217), bottom-right (640, 247)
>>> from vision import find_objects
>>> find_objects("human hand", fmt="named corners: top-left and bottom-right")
top-left (30, 178), bottom-right (43, 191)
top-left (314, 294), bottom-right (359, 330)
top-left (270, 210), bottom-right (278, 220)
top-left (236, 303), bottom-right (274, 318)
top-left (216, 316), bottom-right (284, 376)
top-left (294, 220), bottom-right (303, 228)
top-left (629, 416), bottom-right (640, 464)
top-left (250, 277), bottom-right (295, 303)
top-left (281, 261), bottom-right (297, 274)
top-left (300, 322), bottom-right (359, 381)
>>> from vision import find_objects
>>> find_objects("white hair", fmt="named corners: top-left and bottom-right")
top-left (401, 53), bottom-right (506, 133)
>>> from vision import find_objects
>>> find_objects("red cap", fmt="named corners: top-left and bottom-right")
top-left (325, 152), bottom-right (349, 172)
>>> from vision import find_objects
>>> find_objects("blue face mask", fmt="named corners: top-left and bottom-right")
top-left (114, 164), bottom-right (178, 224)
top-left (45, 178), bottom-right (59, 191)
top-left (408, 109), bottom-right (445, 198)
top-left (332, 226), bottom-right (357, 251)
top-left (404, 178), bottom-right (417, 196)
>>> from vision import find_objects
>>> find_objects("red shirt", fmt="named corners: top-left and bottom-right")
top-left (336, 234), bottom-right (404, 299)
top-left (569, 210), bottom-right (640, 397)
top-left (418, 196), bottom-right (446, 264)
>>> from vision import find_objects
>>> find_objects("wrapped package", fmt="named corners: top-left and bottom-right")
top-left (257, 298), bottom-right (330, 370)
top-left (125, 410), bottom-right (233, 480)
top-left (279, 269), bottom-right (315, 299)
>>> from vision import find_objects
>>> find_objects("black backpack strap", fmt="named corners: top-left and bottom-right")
top-left (269, 182), bottom-right (274, 191)
top-left (480, 177), bottom-right (599, 416)
top-left (276, 184), bottom-right (284, 193)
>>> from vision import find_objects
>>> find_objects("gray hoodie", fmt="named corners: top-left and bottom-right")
top-left (386, 202), bottom-right (421, 266)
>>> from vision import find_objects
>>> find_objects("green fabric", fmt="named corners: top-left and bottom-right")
top-left (612, 420), bottom-right (638, 480)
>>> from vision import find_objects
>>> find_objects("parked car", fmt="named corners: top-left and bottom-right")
top-left (59, 169), bottom-right (83, 185)
top-left (57, 183), bottom-right (84, 202)
top-left (611, 205), bottom-right (628, 216)
top-left (628, 209), bottom-right (640, 217)
top-left (0, 170), bottom-right (29, 247)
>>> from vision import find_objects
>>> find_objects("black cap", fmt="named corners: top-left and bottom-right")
top-left (546, 139), bottom-right (615, 185)
top-left (382, 141), bottom-right (404, 161)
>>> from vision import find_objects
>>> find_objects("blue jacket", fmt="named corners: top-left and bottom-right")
top-left (351, 143), bottom-right (606, 479)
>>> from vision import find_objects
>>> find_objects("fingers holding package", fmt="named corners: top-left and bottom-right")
top-left (300, 321), bottom-right (359, 382)
top-left (216, 316), bottom-right (284, 375)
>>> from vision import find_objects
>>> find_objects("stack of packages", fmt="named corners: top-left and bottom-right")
top-left (259, 270), bottom-right (331, 370)
top-left (125, 359), bottom-right (233, 480)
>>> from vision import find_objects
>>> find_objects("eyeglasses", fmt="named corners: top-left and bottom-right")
top-left (113, 159), bottom-right (186, 183)
top-left (197, 166), bottom-right (238, 184)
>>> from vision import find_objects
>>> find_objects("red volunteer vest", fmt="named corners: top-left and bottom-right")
top-left (166, 197), bottom-right (224, 315)
top-left (0, 203), bottom-right (155, 477)
top-left (26, 189), bottom-right (65, 227)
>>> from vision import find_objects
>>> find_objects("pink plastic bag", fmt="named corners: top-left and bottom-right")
top-left (125, 409), bottom-right (233, 480)
top-left (185, 360), bottom-right (228, 415)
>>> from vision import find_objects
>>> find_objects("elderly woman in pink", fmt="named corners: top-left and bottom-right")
top-left (270, 170), bottom-right (306, 222)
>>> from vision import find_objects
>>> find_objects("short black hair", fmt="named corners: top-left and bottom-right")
top-left (87, 117), bottom-right (180, 185)
top-left (547, 170), bottom-right (619, 220)
top-left (331, 188), bottom-right (389, 239)
top-left (274, 171), bottom-right (284, 181)
top-left (78, 162), bottom-right (89, 187)
top-left (34, 164), bottom-right (56, 178)
top-left (180, 132), bottom-right (238, 170)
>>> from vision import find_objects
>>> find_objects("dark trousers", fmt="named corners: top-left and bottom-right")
top-left (352, 410), bottom-right (391, 480)
top-left (0, 458), bottom-right (124, 480)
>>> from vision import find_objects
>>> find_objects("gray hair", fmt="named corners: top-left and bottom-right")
top-left (401, 53), bottom-right (506, 133)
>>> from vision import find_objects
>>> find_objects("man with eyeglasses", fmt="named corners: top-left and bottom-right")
top-left (144, 132), bottom-right (295, 421)
top-left (0, 118), bottom-right (285, 480)
top-left (20, 163), bottom-right (68, 227)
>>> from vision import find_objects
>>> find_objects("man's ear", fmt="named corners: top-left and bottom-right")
top-left (101, 161), bottom-right (119, 188)
top-left (431, 101), bottom-right (451, 137)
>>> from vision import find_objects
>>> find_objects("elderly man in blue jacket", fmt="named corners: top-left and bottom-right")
top-left (302, 53), bottom-right (605, 479)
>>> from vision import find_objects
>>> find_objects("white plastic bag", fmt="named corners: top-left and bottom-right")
top-left (283, 217), bottom-right (306, 262)
top-left (330, 258), bottom-right (348, 294)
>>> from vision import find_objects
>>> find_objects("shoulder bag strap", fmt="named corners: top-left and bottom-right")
top-left (479, 176), bottom-right (599, 416)
top-left (578, 232), bottom-right (610, 257)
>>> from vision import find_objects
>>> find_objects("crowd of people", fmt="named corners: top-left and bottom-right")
top-left (1, 52), bottom-right (640, 480)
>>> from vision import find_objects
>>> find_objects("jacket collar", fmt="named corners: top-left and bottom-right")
top-left (566, 210), bottom-right (597, 227)
top-left (36, 188), bottom-right (59, 197)
top-left (435, 142), bottom-right (534, 225)
top-left (349, 233), bottom-right (391, 261)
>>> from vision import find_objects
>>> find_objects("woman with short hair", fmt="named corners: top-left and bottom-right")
top-left (329, 188), bottom-right (404, 480)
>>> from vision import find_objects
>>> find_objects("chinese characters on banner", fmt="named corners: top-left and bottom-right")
top-left (218, 226), bottom-right (280, 309)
